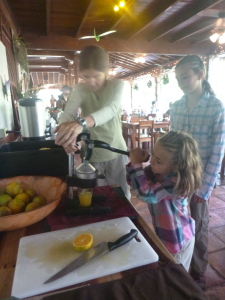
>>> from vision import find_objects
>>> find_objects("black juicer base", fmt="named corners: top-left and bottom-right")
top-left (65, 194), bottom-right (111, 216)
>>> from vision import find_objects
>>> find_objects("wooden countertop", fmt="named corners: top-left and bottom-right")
top-left (0, 205), bottom-right (176, 299)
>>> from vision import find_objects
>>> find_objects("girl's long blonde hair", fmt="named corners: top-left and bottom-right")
top-left (157, 130), bottom-right (202, 198)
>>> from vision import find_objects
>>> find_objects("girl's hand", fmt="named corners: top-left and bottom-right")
top-left (130, 148), bottom-right (149, 165)
top-left (192, 194), bottom-right (206, 203)
top-left (54, 121), bottom-right (83, 151)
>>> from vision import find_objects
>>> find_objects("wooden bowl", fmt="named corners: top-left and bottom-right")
top-left (0, 176), bottom-right (67, 231)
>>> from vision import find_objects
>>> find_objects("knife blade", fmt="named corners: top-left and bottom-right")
top-left (44, 229), bottom-right (138, 284)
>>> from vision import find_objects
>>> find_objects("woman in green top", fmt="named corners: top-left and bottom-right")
top-left (54, 45), bottom-right (130, 199)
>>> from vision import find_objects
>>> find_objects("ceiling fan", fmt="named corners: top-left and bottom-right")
top-left (79, 28), bottom-right (117, 42)
top-left (209, 12), bottom-right (225, 43)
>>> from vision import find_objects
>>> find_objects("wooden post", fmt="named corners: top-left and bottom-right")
top-left (130, 81), bottom-right (133, 110)
top-left (155, 76), bottom-right (159, 102)
top-left (68, 64), bottom-right (72, 86)
top-left (73, 54), bottom-right (79, 84)
top-left (65, 71), bottom-right (69, 86)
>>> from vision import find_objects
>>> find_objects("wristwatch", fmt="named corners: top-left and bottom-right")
top-left (77, 117), bottom-right (87, 130)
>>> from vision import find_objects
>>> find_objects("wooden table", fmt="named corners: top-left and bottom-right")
top-left (0, 188), bottom-right (208, 300)
top-left (122, 120), bottom-right (170, 149)
top-left (0, 198), bottom-right (176, 299)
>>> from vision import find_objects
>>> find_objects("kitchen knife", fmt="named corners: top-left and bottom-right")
top-left (44, 229), bottom-right (138, 284)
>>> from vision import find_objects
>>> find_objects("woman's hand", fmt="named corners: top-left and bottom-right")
top-left (54, 121), bottom-right (83, 153)
top-left (192, 194), bottom-right (206, 203)
top-left (130, 148), bottom-right (149, 165)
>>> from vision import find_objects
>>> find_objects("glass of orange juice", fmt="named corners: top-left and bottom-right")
top-left (78, 188), bottom-right (93, 207)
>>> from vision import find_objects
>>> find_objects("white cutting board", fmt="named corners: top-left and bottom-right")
top-left (12, 217), bottom-right (158, 298)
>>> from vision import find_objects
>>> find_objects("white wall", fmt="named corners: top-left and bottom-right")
top-left (0, 41), bottom-right (14, 131)
top-left (208, 55), bottom-right (225, 102)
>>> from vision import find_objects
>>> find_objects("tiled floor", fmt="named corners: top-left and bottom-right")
top-left (130, 175), bottom-right (225, 300)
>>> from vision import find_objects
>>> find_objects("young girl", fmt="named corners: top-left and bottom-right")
top-left (126, 130), bottom-right (202, 271)
top-left (170, 55), bottom-right (225, 287)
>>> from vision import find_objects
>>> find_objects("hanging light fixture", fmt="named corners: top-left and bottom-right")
top-left (134, 55), bottom-right (145, 63)
top-left (210, 31), bottom-right (225, 44)
top-left (210, 12), bottom-right (225, 44)
top-left (114, 1), bottom-right (126, 12)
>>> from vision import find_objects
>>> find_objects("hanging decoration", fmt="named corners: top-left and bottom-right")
top-left (125, 59), bottom-right (180, 82)
top-left (13, 35), bottom-right (29, 73)
top-left (163, 74), bottom-right (169, 85)
top-left (147, 80), bottom-right (152, 88)
top-left (133, 83), bottom-right (138, 90)
top-left (79, 28), bottom-right (116, 42)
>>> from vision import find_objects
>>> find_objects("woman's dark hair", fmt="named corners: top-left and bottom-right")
top-left (157, 130), bottom-right (202, 198)
top-left (79, 45), bottom-right (109, 72)
top-left (176, 55), bottom-right (215, 96)
top-left (61, 85), bottom-right (72, 92)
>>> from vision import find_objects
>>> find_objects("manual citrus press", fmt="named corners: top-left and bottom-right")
top-left (66, 127), bottom-right (129, 215)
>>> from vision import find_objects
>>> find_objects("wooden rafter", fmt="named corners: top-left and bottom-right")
top-left (147, 0), bottom-right (223, 42)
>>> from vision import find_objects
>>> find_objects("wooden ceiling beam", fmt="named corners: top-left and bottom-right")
top-left (24, 34), bottom-right (211, 56)
top-left (110, 60), bottom-right (138, 71)
top-left (116, 53), bottom-right (156, 68)
top-left (108, 55), bottom-right (138, 70)
top-left (27, 50), bottom-right (75, 60)
top-left (109, 54), bottom-right (140, 70)
top-left (147, 0), bottom-right (223, 42)
top-left (120, 67), bottom-right (155, 79)
top-left (109, 54), bottom-right (139, 67)
top-left (191, 31), bottom-right (213, 44)
top-left (1, 0), bottom-right (19, 35)
top-left (75, 0), bottom-right (94, 38)
top-left (124, 0), bottom-right (180, 40)
top-left (29, 68), bottom-right (66, 74)
top-left (28, 61), bottom-right (69, 68)
top-left (46, 0), bottom-right (50, 36)
top-left (170, 18), bottom-right (216, 42)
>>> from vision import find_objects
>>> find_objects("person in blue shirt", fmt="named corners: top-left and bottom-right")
top-left (170, 55), bottom-right (225, 289)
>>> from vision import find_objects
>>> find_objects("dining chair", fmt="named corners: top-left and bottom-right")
top-left (121, 115), bottom-right (128, 121)
top-left (130, 117), bottom-right (140, 123)
top-left (131, 113), bottom-right (140, 118)
top-left (126, 118), bottom-right (140, 147)
top-left (151, 121), bottom-right (170, 152)
top-left (135, 120), bottom-right (154, 149)
top-left (147, 114), bottom-right (156, 120)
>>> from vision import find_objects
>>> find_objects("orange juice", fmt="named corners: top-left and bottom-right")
top-left (78, 189), bottom-right (92, 207)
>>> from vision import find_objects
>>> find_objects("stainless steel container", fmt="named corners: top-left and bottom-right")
top-left (18, 98), bottom-right (46, 138)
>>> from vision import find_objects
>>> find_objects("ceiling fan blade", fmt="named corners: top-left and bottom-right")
top-left (79, 36), bottom-right (95, 40)
top-left (98, 30), bottom-right (117, 37)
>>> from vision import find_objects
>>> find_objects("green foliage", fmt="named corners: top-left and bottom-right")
top-left (133, 83), bottom-right (138, 91)
top-left (147, 80), bottom-right (152, 88)
top-left (13, 35), bottom-right (29, 73)
top-left (163, 74), bottom-right (169, 85)
top-left (16, 82), bottom-right (43, 99)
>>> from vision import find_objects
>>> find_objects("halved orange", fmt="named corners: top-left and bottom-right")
top-left (73, 233), bottom-right (93, 252)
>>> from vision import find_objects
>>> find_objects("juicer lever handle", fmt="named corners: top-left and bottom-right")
top-left (93, 140), bottom-right (129, 156)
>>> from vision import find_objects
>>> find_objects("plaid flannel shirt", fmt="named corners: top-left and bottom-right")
top-left (126, 163), bottom-right (195, 254)
top-left (170, 92), bottom-right (225, 200)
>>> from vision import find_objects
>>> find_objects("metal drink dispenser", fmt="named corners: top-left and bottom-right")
top-left (18, 98), bottom-right (46, 139)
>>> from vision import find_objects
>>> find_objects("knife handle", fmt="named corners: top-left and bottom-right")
top-left (108, 229), bottom-right (138, 251)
